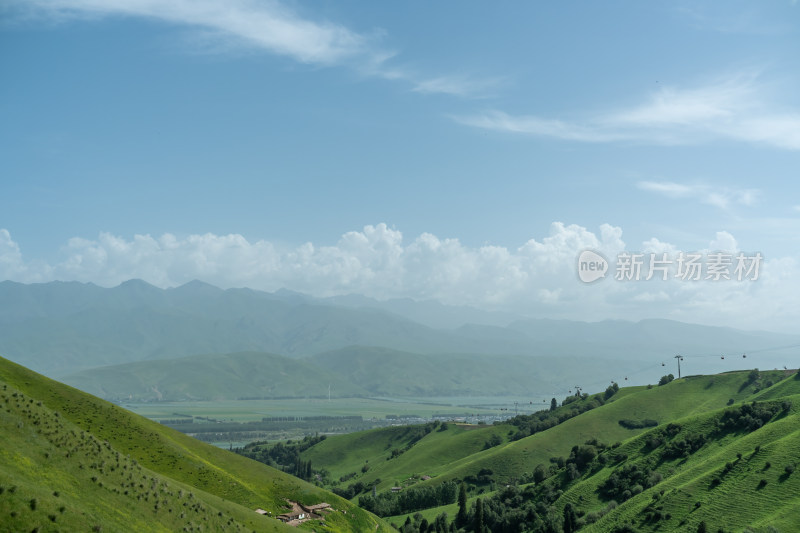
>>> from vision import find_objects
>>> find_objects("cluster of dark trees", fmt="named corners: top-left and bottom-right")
top-left (395, 511), bottom-right (452, 533)
top-left (234, 433), bottom-right (326, 481)
top-left (600, 463), bottom-right (662, 502)
top-left (618, 419), bottom-right (659, 430)
top-left (333, 478), bottom-right (381, 499)
top-left (658, 374), bottom-right (674, 386)
top-left (505, 389), bottom-right (616, 441)
top-left (716, 401), bottom-right (784, 433)
top-left (358, 481), bottom-right (458, 517)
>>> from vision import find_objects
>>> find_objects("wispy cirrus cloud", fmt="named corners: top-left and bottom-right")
top-left (9, 0), bottom-right (495, 97)
top-left (453, 111), bottom-right (623, 142)
top-left (16, 0), bottom-right (372, 65)
top-left (455, 72), bottom-right (800, 150)
top-left (637, 181), bottom-right (760, 209)
top-left (411, 75), bottom-right (503, 98)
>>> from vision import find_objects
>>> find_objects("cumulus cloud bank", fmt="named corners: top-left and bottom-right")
top-left (1, 224), bottom-right (796, 331)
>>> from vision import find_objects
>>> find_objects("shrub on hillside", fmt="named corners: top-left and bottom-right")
top-left (618, 419), bottom-right (659, 429)
top-left (717, 402), bottom-right (781, 433)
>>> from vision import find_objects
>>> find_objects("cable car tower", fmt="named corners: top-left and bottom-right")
top-left (674, 354), bottom-right (684, 379)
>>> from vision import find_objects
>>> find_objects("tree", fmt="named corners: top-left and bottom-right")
top-left (550, 398), bottom-right (558, 411)
top-left (697, 521), bottom-right (707, 533)
top-left (533, 463), bottom-right (548, 484)
top-left (456, 483), bottom-right (468, 527)
top-left (605, 382), bottom-right (619, 400)
top-left (659, 374), bottom-right (675, 386)
top-left (563, 503), bottom-right (577, 533)
top-left (473, 498), bottom-right (484, 533)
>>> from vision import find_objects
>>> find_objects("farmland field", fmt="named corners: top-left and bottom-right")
top-left (121, 396), bottom-right (547, 446)
top-left (122, 395), bottom-right (550, 422)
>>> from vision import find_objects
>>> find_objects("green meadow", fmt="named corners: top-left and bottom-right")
top-left (0, 356), bottom-right (393, 532)
top-left (123, 396), bottom-right (512, 423)
top-left (276, 368), bottom-right (800, 532)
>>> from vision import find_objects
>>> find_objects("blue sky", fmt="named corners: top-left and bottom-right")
top-left (2, 1), bottom-right (799, 331)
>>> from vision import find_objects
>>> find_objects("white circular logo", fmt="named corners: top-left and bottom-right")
top-left (577, 250), bottom-right (608, 283)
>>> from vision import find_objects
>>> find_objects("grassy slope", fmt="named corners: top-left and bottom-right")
top-left (423, 370), bottom-right (789, 486)
top-left (301, 369), bottom-right (795, 528)
top-left (386, 490), bottom-right (498, 528)
top-left (0, 356), bottom-right (392, 533)
top-left (304, 422), bottom-right (513, 491)
top-left (0, 380), bottom-right (290, 532)
top-left (572, 391), bottom-right (800, 531)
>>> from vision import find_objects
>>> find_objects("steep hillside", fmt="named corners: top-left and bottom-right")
top-left (0, 356), bottom-right (392, 532)
top-left (575, 395), bottom-right (800, 532)
top-left (302, 421), bottom-right (514, 491)
top-left (304, 370), bottom-right (788, 494)
top-left (282, 370), bottom-right (800, 531)
top-left (423, 370), bottom-right (792, 486)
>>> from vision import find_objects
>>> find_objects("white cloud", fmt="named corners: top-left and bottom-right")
top-left (411, 75), bottom-right (503, 98)
top-left (708, 231), bottom-right (738, 253)
top-left (637, 181), bottom-right (759, 209)
top-left (453, 111), bottom-right (622, 142)
top-left (18, 0), bottom-right (370, 65)
top-left (455, 72), bottom-right (800, 150)
top-left (2, 223), bottom-right (798, 332)
top-left (11, 0), bottom-right (493, 98)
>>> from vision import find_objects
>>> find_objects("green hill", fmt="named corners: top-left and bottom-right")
top-left (303, 421), bottom-right (513, 491)
top-left (63, 351), bottom-right (369, 401)
top-left (301, 370), bottom-right (786, 491)
top-left (277, 369), bottom-right (800, 531)
top-left (62, 346), bottom-right (636, 401)
top-left (574, 394), bottom-right (800, 532)
top-left (305, 346), bottom-right (633, 397)
top-left (0, 355), bottom-right (392, 532)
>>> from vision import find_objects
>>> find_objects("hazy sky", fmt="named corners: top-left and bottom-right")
top-left (2, 1), bottom-right (799, 331)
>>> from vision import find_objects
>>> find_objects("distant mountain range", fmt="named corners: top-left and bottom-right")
top-left (61, 348), bottom-right (638, 401)
top-left (1, 280), bottom-right (798, 387)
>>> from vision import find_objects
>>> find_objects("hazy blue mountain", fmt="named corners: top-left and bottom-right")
top-left (305, 346), bottom-right (635, 397)
top-left (63, 351), bottom-right (369, 401)
top-left (319, 293), bottom-right (521, 329)
top-left (62, 346), bottom-right (635, 401)
top-left (1, 280), bottom-right (797, 380)
top-left (0, 280), bottom-right (543, 376)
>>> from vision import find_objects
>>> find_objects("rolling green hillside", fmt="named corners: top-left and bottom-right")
top-left (303, 370), bottom-right (787, 491)
top-left (284, 369), bottom-right (800, 531)
top-left (418, 370), bottom-right (792, 487)
top-left (305, 346), bottom-right (632, 398)
top-left (0, 356), bottom-right (392, 532)
top-left (303, 421), bottom-right (513, 491)
top-left (573, 395), bottom-right (800, 532)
